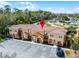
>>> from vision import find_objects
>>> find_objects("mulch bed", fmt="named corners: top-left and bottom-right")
top-left (74, 51), bottom-right (79, 58)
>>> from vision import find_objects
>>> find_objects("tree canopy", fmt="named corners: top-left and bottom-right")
top-left (0, 5), bottom-right (56, 39)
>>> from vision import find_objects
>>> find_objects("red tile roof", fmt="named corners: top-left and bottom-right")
top-left (9, 24), bottom-right (67, 34)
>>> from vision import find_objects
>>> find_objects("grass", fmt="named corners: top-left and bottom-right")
top-left (46, 23), bottom-right (52, 26)
top-left (55, 23), bottom-right (63, 26)
top-left (45, 20), bottom-right (49, 23)
top-left (0, 37), bottom-right (5, 43)
top-left (64, 25), bottom-right (71, 28)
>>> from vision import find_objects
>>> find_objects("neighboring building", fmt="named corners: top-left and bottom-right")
top-left (9, 24), bottom-right (67, 46)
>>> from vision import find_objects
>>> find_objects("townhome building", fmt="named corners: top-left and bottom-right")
top-left (9, 24), bottom-right (67, 46)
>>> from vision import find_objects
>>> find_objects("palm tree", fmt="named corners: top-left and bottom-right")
top-left (65, 26), bottom-right (76, 48)
top-left (72, 37), bottom-right (79, 50)
top-left (0, 8), bottom-right (4, 14)
top-left (43, 30), bottom-right (49, 44)
top-left (4, 5), bottom-right (11, 12)
top-left (66, 35), bottom-right (74, 48)
top-left (17, 28), bottom-right (23, 40)
top-left (27, 29), bottom-right (32, 41)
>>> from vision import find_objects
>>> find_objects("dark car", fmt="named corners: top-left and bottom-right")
top-left (56, 47), bottom-right (65, 58)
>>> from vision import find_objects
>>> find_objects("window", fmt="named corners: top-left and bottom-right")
top-left (58, 32), bottom-right (62, 41)
top-left (50, 32), bottom-right (54, 37)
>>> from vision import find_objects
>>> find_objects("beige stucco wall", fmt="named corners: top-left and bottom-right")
top-left (48, 31), bottom-right (66, 46)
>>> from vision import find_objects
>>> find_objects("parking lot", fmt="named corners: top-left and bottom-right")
top-left (0, 39), bottom-right (59, 58)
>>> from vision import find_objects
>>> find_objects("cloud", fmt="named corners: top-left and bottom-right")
top-left (45, 7), bottom-right (79, 14)
top-left (0, 1), bottom-right (11, 8)
top-left (44, 8), bottom-right (65, 13)
top-left (18, 1), bottom-right (38, 11)
top-left (1, 1), bottom-right (79, 14)
top-left (19, 2), bottom-right (25, 5)
top-left (0, 1), bottom-right (38, 11)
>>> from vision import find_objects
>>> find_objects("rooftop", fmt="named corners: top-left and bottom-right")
top-left (9, 24), bottom-right (67, 34)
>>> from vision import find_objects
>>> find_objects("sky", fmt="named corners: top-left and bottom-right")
top-left (0, 1), bottom-right (79, 14)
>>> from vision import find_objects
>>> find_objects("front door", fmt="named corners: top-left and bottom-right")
top-left (37, 38), bottom-right (40, 43)
top-left (43, 35), bottom-right (48, 44)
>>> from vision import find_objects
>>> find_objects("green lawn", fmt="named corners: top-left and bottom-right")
top-left (0, 37), bottom-right (5, 43)
top-left (46, 23), bottom-right (52, 26)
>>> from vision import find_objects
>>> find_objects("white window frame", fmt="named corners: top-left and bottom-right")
top-left (58, 32), bottom-right (62, 41)
top-left (50, 32), bottom-right (54, 40)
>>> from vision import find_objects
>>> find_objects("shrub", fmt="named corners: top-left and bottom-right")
top-left (0, 37), bottom-right (5, 43)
